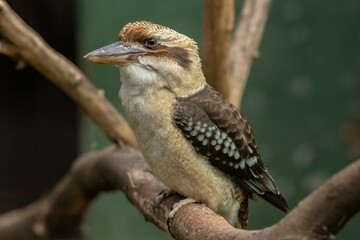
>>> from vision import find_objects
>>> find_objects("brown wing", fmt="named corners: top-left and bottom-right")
top-left (173, 84), bottom-right (288, 212)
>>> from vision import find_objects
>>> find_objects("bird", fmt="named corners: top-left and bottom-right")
top-left (84, 21), bottom-right (288, 229)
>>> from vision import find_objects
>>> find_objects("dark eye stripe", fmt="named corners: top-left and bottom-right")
top-left (144, 44), bottom-right (192, 69)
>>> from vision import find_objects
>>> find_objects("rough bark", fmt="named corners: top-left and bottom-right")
top-left (0, 0), bottom-right (138, 148)
top-left (0, 146), bottom-right (358, 240)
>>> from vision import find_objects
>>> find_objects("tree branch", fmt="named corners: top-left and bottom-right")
top-left (229, 0), bottom-right (272, 108)
top-left (167, 159), bottom-right (360, 239)
top-left (0, 0), bottom-right (359, 239)
top-left (201, 0), bottom-right (272, 108)
top-left (0, 145), bottom-right (358, 240)
top-left (0, 0), bottom-right (138, 148)
top-left (0, 146), bottom-right (175, 239)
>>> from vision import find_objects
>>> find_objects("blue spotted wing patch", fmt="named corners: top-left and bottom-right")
top-left (173, 102), bottom-right (278, 196)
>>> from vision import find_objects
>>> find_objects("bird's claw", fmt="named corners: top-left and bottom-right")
top-left (152, 189), bottom-right (176, 211)
top-left (167, 198), bottom-right (197, 237)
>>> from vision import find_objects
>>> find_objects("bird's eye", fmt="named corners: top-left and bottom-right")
top-left (144, 38), bottom-right (158, 47)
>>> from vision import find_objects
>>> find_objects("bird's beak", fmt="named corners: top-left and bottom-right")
top-left (84, 42), bottom-right (144, 65)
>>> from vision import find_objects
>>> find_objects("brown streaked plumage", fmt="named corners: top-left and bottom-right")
top-left (118, 21), bottom-right (166, 43)
top-left (144, 44), bottom-right (192, 69)
top-left (85, 21), bottom-right (288, 228)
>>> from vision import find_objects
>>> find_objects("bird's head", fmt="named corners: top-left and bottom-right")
top-left (85, 21), bottom-right (205, 97)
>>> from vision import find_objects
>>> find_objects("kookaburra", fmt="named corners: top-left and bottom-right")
top-left (85, 21), bottom-right (288, 228)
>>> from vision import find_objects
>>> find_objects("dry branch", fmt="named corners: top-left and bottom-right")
top-left (0, 146), bottom-right (178, 240)
top-left (0, 0), bottom-right (138, 148)
top-left (0, 145), bottom-right (358, 240)
top-left (171, 158), bottom-right (360, 239)
top-left (201, 0), bottom-right (234, 100)
top-left (1, 0), bottom-right (359, 239)
top-left (229, 0), bottom-right (272, 108)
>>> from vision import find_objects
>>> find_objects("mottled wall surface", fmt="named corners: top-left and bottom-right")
top-left (78, 0), bottom-right (360, 239)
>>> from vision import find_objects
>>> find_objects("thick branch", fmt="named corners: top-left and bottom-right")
top-left (0, 146), bottom-right (179, 239)
top-left (169, 159), bottom-right (360, 239)
top-left (0, 145), bottom-right (358, 240)
top-left (201, 0), bottom-right (234, 100)
top-left (229, 0), bottom-right (272, 108)
top-left (0, 0), bottom-right (138, 148)
top-left (0, 146), bottom-right (151, 239)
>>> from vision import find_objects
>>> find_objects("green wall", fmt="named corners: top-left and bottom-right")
top-left (77, 0), bottom-right (360, 239)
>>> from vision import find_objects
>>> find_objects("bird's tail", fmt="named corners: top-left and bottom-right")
top-left (260, 192), bottom-right (289, 212)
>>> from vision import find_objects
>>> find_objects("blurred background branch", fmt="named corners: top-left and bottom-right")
top-left (201, 0), bottom-right (272, 108)
top-left (201, 0), bottom-right (234, 101)
top-left (0, 0), bottom-right (138, 149)
top-left (0, 39), bottom-right (25, 69)
top-left (229, 0), bottom-right (271, 108)
top-left (0, 39), bottom-right (16, 59)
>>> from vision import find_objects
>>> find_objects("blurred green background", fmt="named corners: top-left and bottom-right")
top-left (77, 0), bottom-right (360, 239)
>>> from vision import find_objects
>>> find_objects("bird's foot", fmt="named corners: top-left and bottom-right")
top-left (167, 198), bottom-right (197, 237)
top-left (152, 188), bottom-right (176, 210)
